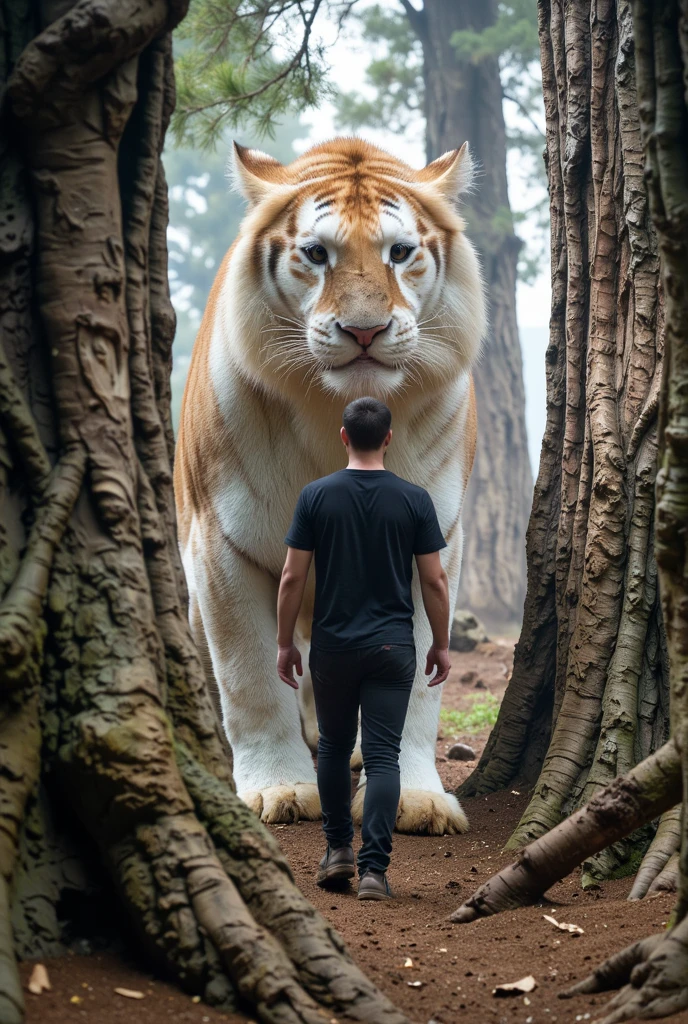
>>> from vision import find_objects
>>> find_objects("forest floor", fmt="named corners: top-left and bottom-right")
top-left (19, 641), bottom-right (688, 1024)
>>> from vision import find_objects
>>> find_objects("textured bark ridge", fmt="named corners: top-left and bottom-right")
top-left (411, 0), bottom-right (532, 633)
top-left (454, 1), bottom-right (688, 1018)
top-left (460, 0), bottom-right (670, 881)
top-left (0, 3), bottom-right (409, 1023)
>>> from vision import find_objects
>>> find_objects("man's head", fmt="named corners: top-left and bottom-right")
top-left (341, 397), bottom-right (392, 453)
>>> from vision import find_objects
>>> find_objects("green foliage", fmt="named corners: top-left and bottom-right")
top-left (440, 693), bottom-right (501, 736)
top-left (334, 6), bottom-right (422, 137)
top-left (172, 0), bottom-right (331, 148)
top-left (451, 0), bottom-right (540, 78)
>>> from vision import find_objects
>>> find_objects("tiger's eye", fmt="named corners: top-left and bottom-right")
top-left (390, 243), bottom-right (413, 263)
top-left (304, 244), bottom-right (328, 265)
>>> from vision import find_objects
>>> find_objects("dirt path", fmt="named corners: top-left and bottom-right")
top-left (19, 643), bottom-right (688, 1024)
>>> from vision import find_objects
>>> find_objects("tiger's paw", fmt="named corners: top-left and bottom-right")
top-left (239, 783), bottom-right (322, 824)
top-left (352, 786), bottom-right (469, 835)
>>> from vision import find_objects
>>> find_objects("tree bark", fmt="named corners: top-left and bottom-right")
top-left (459, 0), bottom-right (670, 884)
top-left (450, 740), bottom-right (681, 922)
top-left (408, 0), bottom-right (532, 633)
top-left (0, 3), bottom-right (409, 1022)
top-left (453, 3), bottom-right (688, 1017)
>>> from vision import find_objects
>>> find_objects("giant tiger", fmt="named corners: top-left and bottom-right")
top-left (175, 138), bottom-right (486, 834)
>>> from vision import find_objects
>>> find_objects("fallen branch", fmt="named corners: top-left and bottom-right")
top-left (450, 741), bottom-right (681, 923)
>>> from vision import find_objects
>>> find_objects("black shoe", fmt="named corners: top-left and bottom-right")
top-left (358, 869), bottom-right (393, 901)
top-left (317, 845), bottom-right (355, 889)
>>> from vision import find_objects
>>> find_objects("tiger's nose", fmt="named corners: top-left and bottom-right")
top-left (338, 322), bottom-right (390, 348)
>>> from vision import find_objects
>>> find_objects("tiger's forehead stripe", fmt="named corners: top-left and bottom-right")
top-left (283, 179), bottom-right (433, 241)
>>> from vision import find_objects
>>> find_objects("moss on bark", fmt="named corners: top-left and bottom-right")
top-left (0, 2), bottom-right (410, 1022)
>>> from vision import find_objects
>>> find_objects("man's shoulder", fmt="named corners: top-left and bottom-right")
top-left (301, 470), bottom-right (348, 496)
top-left (386, 473), bottom-right (430, 502)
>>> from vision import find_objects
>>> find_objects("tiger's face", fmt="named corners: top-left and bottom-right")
top-left (233, 139), bottom-right (485, 398)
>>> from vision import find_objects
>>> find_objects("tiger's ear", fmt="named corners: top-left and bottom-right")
top-left (230, 142), bottom-right (289, 205)
top-left (416, 142), bottom-right (474, 202)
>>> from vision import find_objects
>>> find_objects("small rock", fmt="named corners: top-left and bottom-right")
top-left (493, 975), bottom-right (537, 997)
top-left (115, 988), bottom-right (145, 1000)
top-left (445, 880), bottom-right (461, 889)
top-left (450, 610), bottom-right (490, 652)
top-left (447, 742), bottom-right (476, 761)
top-left (27, 964), bottom-right (51, 995)
top-left (460, 671), bottom-right (476, 684)
top-left (444, 850), bottom-right (452, 858)
top-left (473, 677), bottom-right (487, 689)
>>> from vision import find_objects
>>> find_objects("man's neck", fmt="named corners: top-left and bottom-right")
top-left (346, 450), bottom-right (386, 471)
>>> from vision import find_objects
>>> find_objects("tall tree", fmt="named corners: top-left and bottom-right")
top-left (460, 0), bottom-right (669, 885)
top-left (460, 0), bottom-right (670, 888)
top-left (0, 2), bottom-right (408, 1022)
top-left (450, 9), bottom-right (688, 1016)
top-left (337, 0), bottom-right (538, 631)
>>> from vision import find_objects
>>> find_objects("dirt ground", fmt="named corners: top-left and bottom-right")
top-left (19, 642), bottom-right (688, 1024)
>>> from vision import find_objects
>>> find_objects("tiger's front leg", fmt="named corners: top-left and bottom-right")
top-left (186, 518), bottom-right (320, 824)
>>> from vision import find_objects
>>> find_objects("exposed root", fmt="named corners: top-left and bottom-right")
top-left (561, 916), bottom-right (688, 1024)
top-left (647, 852), bottom-right (679, 896)
top-left (628, 807), bottom-right (681, 900)
top-left (560, 934), bottom-right (663, 997)
top-left (0, 339), bottom-right (51, 496)
top-left (0, 448), bottom-right (85, 681)
top-left (450, 741), bottom-right (681, 922)
top-left (0, 876), bottom-right (23, 1024)
top-left (178, 745), bottom-right (411, 1024)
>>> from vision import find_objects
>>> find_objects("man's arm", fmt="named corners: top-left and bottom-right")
top-left (416, 550), bottom-right (451, 686)
top-left (276, 546), bottom-right (313, 688)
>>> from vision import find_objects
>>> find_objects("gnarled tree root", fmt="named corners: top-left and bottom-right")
top-left (449, 741), bottom-right (681, 922)
top-left (178, 744), bottom-right (409, 1023)
top-left (628, 807), bottom-right (681, 900)
top-left (647, 853), bottom-right (680, 897)
top-left (560, 916), bottom-right (688, 1024)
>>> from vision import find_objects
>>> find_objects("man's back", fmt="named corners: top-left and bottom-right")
top-left (285, 469), bottom-right (446, 650)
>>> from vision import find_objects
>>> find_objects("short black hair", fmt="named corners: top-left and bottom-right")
top-left (342, 397), bottom-right (392, 451)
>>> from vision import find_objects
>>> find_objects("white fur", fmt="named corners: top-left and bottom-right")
top-left (180, 156), bottom-right (486, 833)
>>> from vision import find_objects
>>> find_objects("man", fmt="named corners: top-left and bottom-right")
top-left (276, 396), bottom-right (451, 901)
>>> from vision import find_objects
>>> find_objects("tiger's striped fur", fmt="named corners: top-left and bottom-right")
top-left (175, 138), bottom-right (486, 833)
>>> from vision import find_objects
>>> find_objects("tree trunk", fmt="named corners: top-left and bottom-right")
top-left (406, 0), bottom-right (532, 633)
top-left (558, 5), bottom-right (688, 1014)
top-left (460, 0), bottom-right (671, 883)
top-left (452, 7), bottom-right (688, 1015)
top-left (0, 3), bottom-right (409, 1023)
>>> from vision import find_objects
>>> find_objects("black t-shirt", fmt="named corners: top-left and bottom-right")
top-left (285, 469), bottom-right (447, 651)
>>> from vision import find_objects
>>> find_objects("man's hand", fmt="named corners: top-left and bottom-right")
top-left (425, 645), bottom-right (450, 686)
top-left (277, 644), bottom-right (303, 689)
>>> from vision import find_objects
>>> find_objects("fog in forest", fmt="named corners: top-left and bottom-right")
top-left (164, 1), bottom-right (549, 476)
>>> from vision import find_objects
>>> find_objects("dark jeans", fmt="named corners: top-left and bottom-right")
top-left (310, 643), bottom-right (416, 875)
